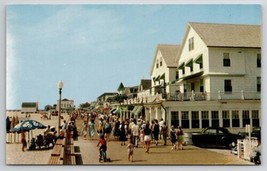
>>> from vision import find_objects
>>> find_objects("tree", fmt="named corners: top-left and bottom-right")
top-left (79, 102), bottom-right (91, 109)
top-left (44, 105), bottom-right (53, 111)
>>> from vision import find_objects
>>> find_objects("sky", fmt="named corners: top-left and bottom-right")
top-left (6, 4), bottom-right (261, 109)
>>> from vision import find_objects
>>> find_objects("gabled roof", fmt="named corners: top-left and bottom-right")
top-left (176, 22), bottom-right (261, 63)
top-left (189, 22), bottom-right (261, 48)
top-left (139, 79), bottom-right (151, 91)
top-left (21, 102), bottom-right (38, 108)
top-left (150, 44), bottom-right (180, 75)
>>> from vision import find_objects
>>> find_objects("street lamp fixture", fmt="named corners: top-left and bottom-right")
top-left (58, 80), bottom-right (64, 133)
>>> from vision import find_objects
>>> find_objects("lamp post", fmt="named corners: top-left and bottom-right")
top-left (58, 80), bottom-right (64, 133)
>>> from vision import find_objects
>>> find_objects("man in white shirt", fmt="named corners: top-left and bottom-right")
top-left (131, 119), bottom-right (140, 147)
top-left (159, 118), bottom-right (164, 139)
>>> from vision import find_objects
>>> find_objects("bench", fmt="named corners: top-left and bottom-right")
top-left (55, 138), bottom-right (64, 145)
top-left (48, 156), bottom-right (60, 165)
top-left (65, 144), bottom-right (75, 156)
top-left (64, 155), bottom-right (76, 165)
top-left (51, 144), bottom-right (62, 156)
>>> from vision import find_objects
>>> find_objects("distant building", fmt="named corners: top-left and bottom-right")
top-left (57, 98), bottom-right (75, 112)
top-left (21, 102), bottom-right (38, 113)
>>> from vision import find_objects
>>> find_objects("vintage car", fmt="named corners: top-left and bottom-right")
top-left (192, 127), bottom-right (245, 148)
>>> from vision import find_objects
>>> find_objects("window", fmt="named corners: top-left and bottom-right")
top-left (175, 70), bottom-right (179, 80)
top-left (160, 57), bottom-right (163, 67)
top-left (201, 111), bottom-right (209, 128)
top-left (242, 110), bottom-right (250, 127)
top-left (223, 53), bottom-right (231, 67)
top-left (200, 79), bottom-right (204, 92)
top-left (189, 37), bottom-right (194, 51)
top-left (232, 110), bottom-right (240, 127)
top-left (211, 111), bottom-right (219, 127)
top-left (257, 77), bottom-right (261, 92)
top-left (156, 59), bottom-right (159, 68)
top-left (252, 110), bottom-right (260, 127)
top-left (224, 80), bottom-right (232, 92)
top-left (222, 111), bottom-right (230, 127)
top-left (191, 83), bottom-right (195, 91)
top-left (257, 54), bottom-right (261, 68)
top-left (171, 111), bottom-right (179, 128)
top-left (181, 111), bottom-right (189, 128)
top-left (191, 111), bottom-right (199, 128)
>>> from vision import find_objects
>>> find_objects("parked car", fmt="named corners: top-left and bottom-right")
top-left (192, 127), bottom-right (245, 149)
top-left (238, 127), bottom-right (261, 138)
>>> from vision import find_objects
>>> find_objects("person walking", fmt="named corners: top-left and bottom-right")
top-left (131, 119), bottom-right (139, 147)
top-left (88, 120), bottom-right (95, 140)
top-left (21, 129), bottom-right (27, 152)
top-left (143, 121), bottom-right (152, 153)
top-left (170, 125), bottom-right (177, 150)
top-left (119, 121), bottom-right (127, 146)
top-left (153, 119), bottom-right (160, 146)
top-left (82, 121), bottom-right (88, 140)
top-left (127, 138), bottom-right (135, 162)
top-left (176, 126), bottom-right (184, 150)
top-left (161, 122), bottom-right (168, 146)
top-left (104, 119), bottom-right (112, 141)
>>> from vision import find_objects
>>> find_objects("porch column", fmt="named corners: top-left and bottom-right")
top-left (230, 111), bottom-right (233, 128)
top-left (219, 110), bottom-right (223, 127)
top-left (208, 110), bottom-right (212, 127)
top-left (199, 110), bottom-right (202, 129)
top-left (239, 110), bottom-right (243, 128)
top-left (189, 111), bottom-right (192, 129)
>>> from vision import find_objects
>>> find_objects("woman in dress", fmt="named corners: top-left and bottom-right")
top-left (119, 121), bottom-right (127, 145)
top-left (88, 120), bottom-right (95, 140)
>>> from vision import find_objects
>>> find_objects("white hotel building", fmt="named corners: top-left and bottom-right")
top-left (144, 22), bottom-right (261, 133)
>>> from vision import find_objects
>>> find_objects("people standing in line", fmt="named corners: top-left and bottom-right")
top-left (131, 119), bottom-right (139, 147)
top-left (143, 121), bottom-right (152, 153)
top-left (127, 138), bottom-right (135, 162)
top-left (170, 125), bottom-right (177, 150)
top-left (153, 119), bottom-right (160, 146)
top-left (88, 120), bottom-right (95, 140)
top-left (119, 121), bottom-right (127, 146)
top-left (161, 122), bottom-right (168, 146)
top-left (21, 129), bottom-right (26, 152)
top-left (176, 126), bottom-right (184, 150)
top-left (159, 118), bottom-right (164, 139)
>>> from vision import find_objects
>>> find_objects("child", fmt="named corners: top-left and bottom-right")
top-left (170, 125), bottom-right (177, 150)
top-left (96, 135), bottom-right (107, 161)
top-left (127, 139), bottom-right (135, 162)
top-left (139, 129), bottom-right (145, 148)
top-left (176, 126), bottom-right (184, 150)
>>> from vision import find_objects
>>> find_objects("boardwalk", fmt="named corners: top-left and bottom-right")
top-left (5, 112), bottom-right (253, 165)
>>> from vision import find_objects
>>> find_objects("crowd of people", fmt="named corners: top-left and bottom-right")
top-left (77, 111), bottom-right (185, 162)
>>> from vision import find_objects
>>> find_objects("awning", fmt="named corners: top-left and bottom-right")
top-left (160, 73), bottom-right (165, 80)
top-left (178, 62), bottom-right (185, 69)
top-left (133, 106), bottom-right (143, 116)
top-left (185, 59), bottom-right (193, 67)
top-left (113, 108), bottom-right (122, 114)
top-left (194, 54), bottom-right (203, 64)
top-left (154, 75), bottom-right (161, 82)
top-left (181, 71), bottom-right (204, 81)
top-left (110, 108), bottom-right (116, 113)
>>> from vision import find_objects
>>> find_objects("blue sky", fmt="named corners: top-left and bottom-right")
top-left (6, 4), bottom-right (261, 109)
